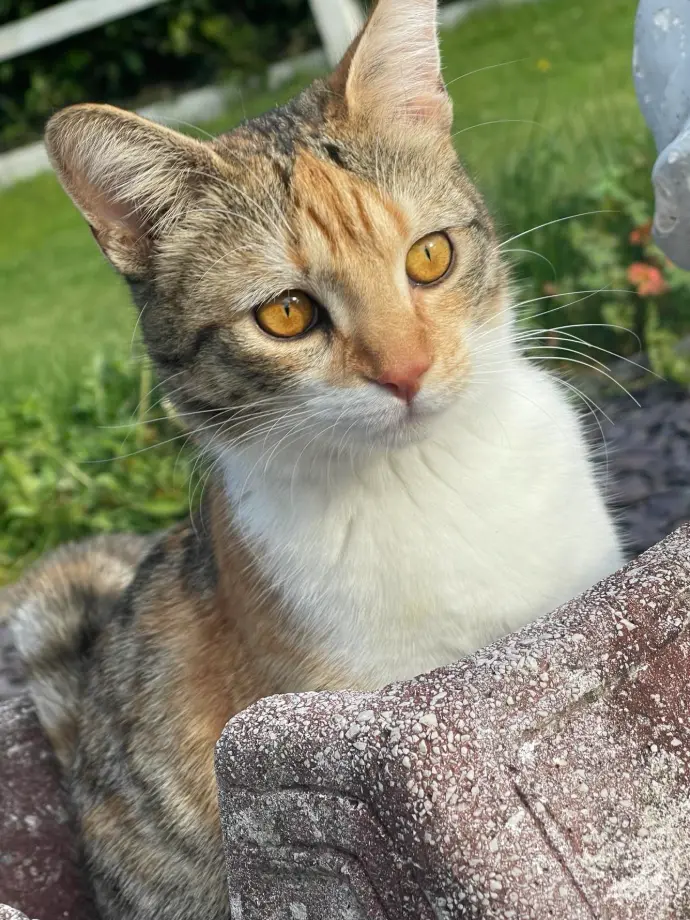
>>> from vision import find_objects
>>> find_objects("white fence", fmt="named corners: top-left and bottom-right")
top-left (0, 0), bottom-right (540, 188)
top-left (0, 0), bottom-right (363, 67)
top-left (0, 0), bottom-right (165, 63)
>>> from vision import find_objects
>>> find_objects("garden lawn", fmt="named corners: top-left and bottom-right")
top-left (0, 0), bottom-right (643, 399)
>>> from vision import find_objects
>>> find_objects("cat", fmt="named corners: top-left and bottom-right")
top-left (7, 0), bottom-right (623, 917)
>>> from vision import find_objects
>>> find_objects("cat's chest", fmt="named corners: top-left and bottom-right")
top-left (231, 455), bottom-right (543, 685)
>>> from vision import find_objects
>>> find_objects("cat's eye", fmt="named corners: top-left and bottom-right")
top-left (255, 291), bottom-right (318, 339)
top-left (406, 232), bottom-right (453, 285)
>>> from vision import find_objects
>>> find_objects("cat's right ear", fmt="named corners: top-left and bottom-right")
top-left (45, 104), bottom-right (221, 276)
top-left (329, 0), bottom-right (452, 132)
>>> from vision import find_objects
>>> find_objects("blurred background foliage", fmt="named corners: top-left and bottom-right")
top-left (0, 0), bottom-right (319, 150)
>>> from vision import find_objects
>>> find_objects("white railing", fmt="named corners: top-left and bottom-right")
top-left (309, 0), bottom-right (363, 65)
top-left (0, 0), bottom-right (166, 63)
top-left (0, 0), bottom-right (362, 68)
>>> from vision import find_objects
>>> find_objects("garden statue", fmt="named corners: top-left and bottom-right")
top-left (635, 0), bottom-right (690, 269)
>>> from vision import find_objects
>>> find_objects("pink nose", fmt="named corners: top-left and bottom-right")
top-left (375, 358), bottom-right (431, 404)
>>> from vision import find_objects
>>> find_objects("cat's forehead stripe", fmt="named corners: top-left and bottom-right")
top-left (292, 149), bottom-right (408, 258)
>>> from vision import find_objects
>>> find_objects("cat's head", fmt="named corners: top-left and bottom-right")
top-left (45, 0), bottom-right (510, 465)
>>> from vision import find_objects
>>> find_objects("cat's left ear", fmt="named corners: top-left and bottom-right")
top-left (331, 0), bottom-right (452, 132)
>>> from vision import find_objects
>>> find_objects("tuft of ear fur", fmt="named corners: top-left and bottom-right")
top-left (332, 0), bottom-right (452, 131)
top-left (44, 104), bottom-right (221, 276)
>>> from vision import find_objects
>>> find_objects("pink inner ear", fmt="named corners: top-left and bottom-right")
top-left (79, 177), bottom-right (152, 270)
top-left (62, 151), bottom-right (148, 239)
top-left (88, 183), bottom-right (146, 237)
top-left (402, 91), bottom-right (450, 122)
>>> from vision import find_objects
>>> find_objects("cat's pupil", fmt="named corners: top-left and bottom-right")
top-left (425, 246), bottom-right (432, 261)
top-left (284, 304), bottom-right (291, 317)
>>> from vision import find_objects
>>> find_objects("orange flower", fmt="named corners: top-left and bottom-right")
top-left (629, 220), bottom-right (653, 246)
top-left (627, 261), bottom-right (668, 297)
top-left (542, 282), bottom-right (559, 296)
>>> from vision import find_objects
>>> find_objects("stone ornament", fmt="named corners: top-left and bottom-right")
top-left (0, 698), bottom-right (94, 920)
top-left (635, 0), bottom-right (690, 269)
top-left (217, 526), bottom-right (690, 917)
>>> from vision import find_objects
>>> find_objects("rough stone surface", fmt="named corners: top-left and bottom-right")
top-left (0, 697), bottom-right (94, 920)
top-left (217, 525), bottom-right (690, 918)
top-left (0, 907), bottom-right (33, 920)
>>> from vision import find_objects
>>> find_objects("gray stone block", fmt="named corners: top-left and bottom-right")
top-left (0, 697), bottom-right (94, 920)
top-left (216, 525), bottom-right (690, 918)
top-left (0, 907), bottom-right (33, 920)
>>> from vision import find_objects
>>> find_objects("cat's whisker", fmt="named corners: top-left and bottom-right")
top-left (201, 417), bottom-right (302, 524)
top-left (233, 403), bottom-right (324, 507)
top-left (335, 414), bottom-right (367, 467)
top-left (445, 58), bottom-right (526, 87)
top-left (129, 300), bottom-right (150, 357)
top-left (469, 287), bottom-right (633, 352)
top-left (107, 397), bottom-right (310, 465)
top-left (289, 405), bottom-right (353, 503)
top-left (452, 119), bottom-right (542, 138)
top-left (156, 117), bottom-right (216, 141)
top-left (105, 369), bottom-right (188, 442)
top-left (515, 328), bottom-right (656, 378)
top-left (101, 389), bottom-right (303, 430)
top-left (188, 432), bottom-right (233, 529)
top-left (523, 343), bottom-right (612, 374)
top-left (271, 418), bottom-right (326, 483)
top-left (82, 417), bottom-right (231, 463)
top-left (510, 321), bottom-right (640, 341)
top-left (498, 210), bottom-right (616, 248)
top-left (521, 352), bottom-right (640, 405)
top-left (236, 421), bottom-right (316, 513)
top-left (261, 405), bottom-right (333, 477)
top-left (559, 375), bottom-right (615, 424)
top-left (466, 285), bottom-right (608, 347)
top-left (501, 247), bottom-right (557, 276)
top-left (550, 373), bottom-right (614, 437)
top-left (511, 288), bottom-right (630, 314)
top-left (528, 370), bottom-right (614, 487)
top-left (469, 320), bottom-right (651, 392)
top-left (207, 408), bottom-right (311, 450)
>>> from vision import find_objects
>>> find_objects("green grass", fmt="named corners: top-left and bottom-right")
top-left (0, 0), bottom-right (642, 398)
top-left (443, 0), bottom-right (642, 182)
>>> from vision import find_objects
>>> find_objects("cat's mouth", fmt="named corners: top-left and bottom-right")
top-left (293, 385), bottom-right (457, 454)
top-left (354, 395), bottom-right (451, 446)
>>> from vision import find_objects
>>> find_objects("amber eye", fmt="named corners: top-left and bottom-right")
top-left (255, 291), bottom-right (318, 338)
top-left (406, 232), bottom-right (453, 285)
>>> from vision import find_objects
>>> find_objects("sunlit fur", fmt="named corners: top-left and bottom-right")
top-left (8, 0), bottom-right (623, 917)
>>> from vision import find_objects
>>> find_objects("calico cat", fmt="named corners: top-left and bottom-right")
top-left (8, 0), bottom-right (623, 917)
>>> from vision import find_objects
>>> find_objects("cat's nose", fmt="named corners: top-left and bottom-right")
top-left (375, 357), bottom-right (431, 404)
